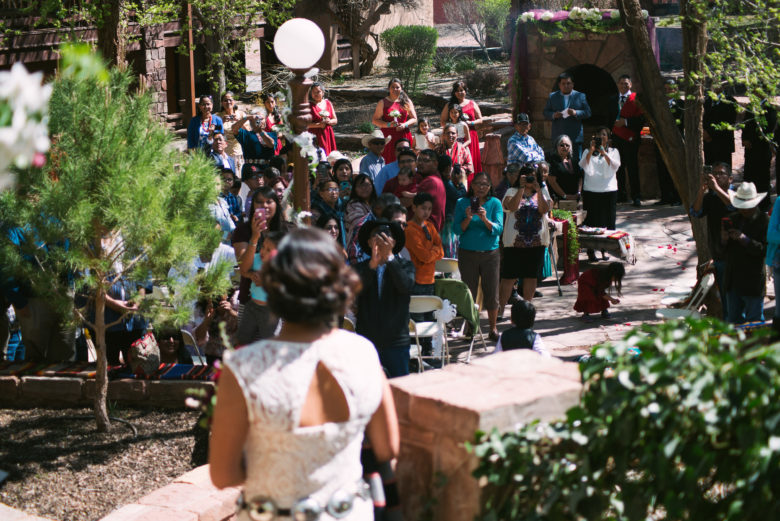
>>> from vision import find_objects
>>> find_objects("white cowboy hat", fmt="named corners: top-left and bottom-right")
top-left (361, 128), bottom-right (392, 148)
top-left (728, 181), bottom-right (766, 209)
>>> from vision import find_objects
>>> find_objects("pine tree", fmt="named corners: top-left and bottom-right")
top-left (0, 45), bottom-right (226, 432)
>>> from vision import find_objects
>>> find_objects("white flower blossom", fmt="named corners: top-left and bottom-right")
top-left (0, 62), bottom-right (51, 187)
top-left (540, 10), bottom-right (554, 21)
top-left (520, 11), bottom-right (535, 22)
top-left (295, 210), bottom-right (313, 228)
top-left (184, 397), bottom-right (202, 409)
top-left (641, 9), bottom-right (649, 18)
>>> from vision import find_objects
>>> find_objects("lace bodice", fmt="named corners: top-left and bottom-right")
top-left (223, 330), bottom-right (384, 513)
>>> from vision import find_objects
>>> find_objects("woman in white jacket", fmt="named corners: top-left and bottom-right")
top-left (580, 126), bottom-right (621, 261)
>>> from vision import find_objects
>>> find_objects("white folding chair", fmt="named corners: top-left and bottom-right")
top-left (180, 329), bottom-right (207, 365)
top-left (409, 295), bottom-right (449, 370)
top-left (656, 273), bottom-right (715, 320)
top-left (435, 258), bottom-right (461, 280)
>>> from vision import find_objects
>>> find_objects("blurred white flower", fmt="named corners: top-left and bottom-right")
top-left (0, 62), bottom-right (51, 187)
top-left (540, 10), bottom-right (554, 21)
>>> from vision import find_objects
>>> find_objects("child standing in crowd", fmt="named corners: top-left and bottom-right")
top-left (413, 118), bottom-right (437, 152)
top-left (382, 166), bottom-right (417, 210)
top-left (574, 262), bottom-right (625, 321)
top-left (447, 104), bottom-right (471, 148)
top-left (495, 300), bottom-right (549, 356)
top-left (405, 192), bottom-right (444, 295)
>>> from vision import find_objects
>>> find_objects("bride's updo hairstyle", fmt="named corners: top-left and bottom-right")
top-left (262, 228), bottom-right (361, 327)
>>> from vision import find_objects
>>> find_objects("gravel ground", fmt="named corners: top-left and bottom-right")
top-left (0, 407), bottom-right (205, 521)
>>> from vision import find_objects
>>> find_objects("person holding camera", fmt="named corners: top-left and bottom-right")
top-left (233, 109), bottom-right (277, 166)
top-left (499, 166), bottom-right (551, 309)
top-left (580, 126), bottom-right (621, 261)
top-left (690, 162), bottom-right (734, 315)
top-left (721, 182), bottom-right (768, 324)
top-left (454, 172), bottom-right (504, 340)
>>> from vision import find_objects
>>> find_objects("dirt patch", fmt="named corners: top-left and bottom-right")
top-left (0, 407), bottom-right (205, 521)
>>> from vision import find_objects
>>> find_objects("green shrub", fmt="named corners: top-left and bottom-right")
top-left (357, 122), bottom-right (375, 134)
top-left (381, 25), bottom-right (438, 93)
top-left (464, 68), bottom-right (503, 96)
top-left (470, 318), bottom-right (780, 521)
top-left (454, 56), bottom-right (477, 73)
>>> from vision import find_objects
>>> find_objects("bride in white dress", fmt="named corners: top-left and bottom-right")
top-left (209, 227), bottom-right (399, 520)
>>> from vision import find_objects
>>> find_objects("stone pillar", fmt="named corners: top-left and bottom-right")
top-left (390, 350), bottom-right (582, 521)
top-left (142, 25), bottom-right (167, 120)
top-left (245, 38), bottom-right (263, 92)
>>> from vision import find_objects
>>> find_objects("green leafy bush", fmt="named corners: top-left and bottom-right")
top-left (464, 68), bottom-right (503, 96)
top-left (469, 318), bottom-right (780, 521)
top-left (454, 56), bottom-right (478, 73)
top-left (381, 25), bottom-right (438, 93)
top-left (357, 122), bottom-right (375, 134)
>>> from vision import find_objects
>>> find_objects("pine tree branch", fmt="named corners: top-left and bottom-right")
top-left (73, 306), bottom-right (96, 331)
top-left (107, 250), bottom-right (146, 286)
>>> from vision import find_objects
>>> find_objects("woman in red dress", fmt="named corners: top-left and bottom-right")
top-left (440, 81), bottom-right (483, 173)
top-left (574, 262), bottom-right (625, 320)
top-left (261, 93), bottom-right (285, 156)
top-left (372, 78), bottom-right (417, 164)
top-left (307, 82), bottom-right (338, 155)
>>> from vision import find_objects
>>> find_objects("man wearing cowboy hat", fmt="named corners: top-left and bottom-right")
top-left (722, 181), bottom-right (769, 324)
top-left (354, 219), bottom-right (416, 377)
top-left (359, 129), bottom-right (391, 182)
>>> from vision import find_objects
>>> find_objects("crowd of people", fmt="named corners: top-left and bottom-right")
top-left (3, 72), bottom-right (779, 372)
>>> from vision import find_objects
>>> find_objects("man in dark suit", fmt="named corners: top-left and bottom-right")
top-left (543, 72), bottom-right (592, 163)
top-left (354, 220), bottom-right (416, 378)
top-left (654, 79), bottom-right (683, 206)
top-left (608, 74), bottom-right (644, 206)
top-left (703, 87), bottom-right (737, 167)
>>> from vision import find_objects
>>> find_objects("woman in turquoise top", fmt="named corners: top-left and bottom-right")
top-left (453, 171), bottom-right (504, 340)
top-left (766, 196), bottom-right (780, 331)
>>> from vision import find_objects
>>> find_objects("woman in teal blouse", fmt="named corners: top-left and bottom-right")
top-left (454, 171), bottom-right (504, 340)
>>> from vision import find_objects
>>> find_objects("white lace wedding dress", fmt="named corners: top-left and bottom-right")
top-left (223, 329), bottom-right (384, 520)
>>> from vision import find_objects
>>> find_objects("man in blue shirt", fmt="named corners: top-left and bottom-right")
top-left (373, 138), bottom-right (412, 193)
top-left (507, 113), bottom-right (545, 165)
top-left (359, 129), bottom-right (390, 182)
top-left (543, 72), bottom-right (592, 162)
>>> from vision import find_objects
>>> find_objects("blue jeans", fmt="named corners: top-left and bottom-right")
top-left (726, 291), bottom-right (764, 324)
top-left (377, 346), bottom-right (410, 378)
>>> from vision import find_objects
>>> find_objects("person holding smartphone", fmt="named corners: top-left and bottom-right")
top-left (689, 161), bottom-right (734, 317)
top-left (453, 172), bottom-right (503, 340)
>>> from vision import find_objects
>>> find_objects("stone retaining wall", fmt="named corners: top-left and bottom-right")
top-left (0, 376), bottom-right (213, 409)
top-left (100, 465), bottom-right (239, 521)
top-left (391, 350), bottom-right (582, 521)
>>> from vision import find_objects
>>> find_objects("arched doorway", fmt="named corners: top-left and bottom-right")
top-left (550, 64), bottom-right (618, 130)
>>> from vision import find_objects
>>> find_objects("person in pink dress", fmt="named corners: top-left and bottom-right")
top-left (307, 82), bottom-right (338, 155)
top-left (372, 78), bottom-right (418, 164)
top-left (440, 81), bottom-right (483, 173)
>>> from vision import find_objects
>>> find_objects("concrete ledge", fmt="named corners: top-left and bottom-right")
top-left (20, 377), bottom-right (83, 406)
top-left (0, 376), bottom-right (20, 405)
top-left (391, 350), bottom-right (582, 521)
top-left (100, 465), bottom-right (239, 521)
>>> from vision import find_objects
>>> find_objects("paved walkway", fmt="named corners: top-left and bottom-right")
top-left (450, 201), bottom-right (775, 362)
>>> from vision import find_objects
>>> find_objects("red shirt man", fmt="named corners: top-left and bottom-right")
top-left (415, 149), bottom-right (447, 231)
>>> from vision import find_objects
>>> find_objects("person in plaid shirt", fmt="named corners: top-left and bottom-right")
top-left (507, 113), bottom-right (545, 166)
top-left (220, 168), bottom-right (243, 224)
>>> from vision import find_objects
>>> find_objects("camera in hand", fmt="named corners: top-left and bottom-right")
top-left (525, 175), bottom-right (536, 184)
top-left (594, 136), bottom-right (602, 147)
top-left (470, 196), bottom-right (480, 213)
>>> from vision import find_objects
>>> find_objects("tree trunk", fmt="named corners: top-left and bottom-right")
top-left (352, 38), bottom-right (361, 79)
top-left (679, 0), bottom-right (709, 261)
top-left (619, 0), bottom-right (710, 262)
top-left (93, 289), bottom-right (111, 433)
top-left (96, 0), bottom-right (127, 67)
